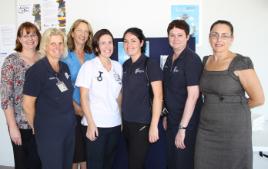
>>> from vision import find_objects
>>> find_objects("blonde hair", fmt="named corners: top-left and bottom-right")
top-left (67, 19), bottom-right (93, 53)
top-left (39, 28), bottom-right (68, 58)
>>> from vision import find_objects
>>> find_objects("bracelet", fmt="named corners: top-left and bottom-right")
top-left (178, 124), bottom-right (187, 130)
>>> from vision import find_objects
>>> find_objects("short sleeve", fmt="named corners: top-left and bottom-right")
top-left (23, 64), bottom-right (43, 97)
top-left (185, 54), bottom-right (203, 86)
top-left (75, 61), bottom-right (92, 89)
top-left (114, 61), bottom-right (123, 79)
top-left (202, 55), bottom-right (209, 66)
top-left (230, 55), bottom-right (254, 71)
top-left (147, 58), bottom-right (163, 82)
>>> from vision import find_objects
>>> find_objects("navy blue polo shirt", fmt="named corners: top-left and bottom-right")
top-left (163, 47), bottom-right (202, 128)
top-left (23, 57), bottom-right (76, 133)
top-left (122, 54), bottom-right (162, 124)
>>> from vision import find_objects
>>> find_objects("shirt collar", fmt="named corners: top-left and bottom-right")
top-left (69, 51), bottom-right (93, 64)
top-left (173, 47), bottom-right (188, 62)
top-left (44, 57), bottom-right (64, 74)
top-left (130, 54), bottom-right (147, 67)
top-left (95, 57), bottom-right (113, 72)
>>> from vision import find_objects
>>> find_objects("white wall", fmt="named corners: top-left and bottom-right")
top-left (0, 0), bottom-right (16, 166)
top-left (1, 0), bottom-right (268, 167)
top-left (66, 0), bottom-right (268, 119)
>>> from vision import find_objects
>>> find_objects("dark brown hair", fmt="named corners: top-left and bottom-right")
top-left (15, 22), bottom-right (41, 52)
top-left (167, 19), bottom-right (190, 36)
top-left (123, 27), bottom-right (146, 53)
top-left (92, 29), bottom-right (114, 56)
top-left (210, 20), bottom-right (234, 35)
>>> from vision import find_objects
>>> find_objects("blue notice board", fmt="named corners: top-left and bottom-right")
top-left (111, 37), bottom-right (195, 63)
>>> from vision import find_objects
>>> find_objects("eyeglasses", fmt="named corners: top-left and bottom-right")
top-left (22, 34), bottom-right (38, 39)
top-left (209, 32), bottom-right (232, 40)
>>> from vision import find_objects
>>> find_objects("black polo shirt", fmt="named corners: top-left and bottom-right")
top-left (163, 47), bottom-right (202, 128)
top-left (122, 54), bottom-right (162, 124)
top-left (23, 57), bottom-right (76, 133)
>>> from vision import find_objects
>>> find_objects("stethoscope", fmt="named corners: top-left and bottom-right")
top-left (97, 71), bottom-right (103, 81)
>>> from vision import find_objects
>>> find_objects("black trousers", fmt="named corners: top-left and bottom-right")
top-left (11, 129), bottom-right (41, 169)
top-left (84, 125), bottom-right (121, 169)
top-left (123, 121), bottom-right (150, 169)
top-left (73, 116), bottom-right (86, 163)
top-left (167, 127), bottom-right (197, 169)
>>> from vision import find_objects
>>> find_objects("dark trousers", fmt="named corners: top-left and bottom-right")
top-left (145, 117), bottom-right (167, 169)
top-left (11, 129), bottom-right (41, 169)
top-left (113, 118), bottom-right (167, 169)
top-left (167, 127), bottom-right (197, 169)
top-left (85, 125), bottom-right (121, 169)
top-left (73, 116), bottom-right (86, 163)
top-left (35, 126), bottom-right (75, 169)
top-left (123, 121), bottom-right (150, 169)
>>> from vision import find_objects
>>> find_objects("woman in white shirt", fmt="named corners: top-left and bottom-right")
top-left (76, 29), bottom-right (122, 169)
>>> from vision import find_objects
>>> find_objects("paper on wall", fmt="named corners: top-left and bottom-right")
top-left (0, 24), bottom-right (16, 56)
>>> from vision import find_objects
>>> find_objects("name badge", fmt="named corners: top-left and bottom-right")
top-left (56, 81), bottom-right (68, 92)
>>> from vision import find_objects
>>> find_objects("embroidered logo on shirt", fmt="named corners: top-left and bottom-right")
top-left (113, 71), bottom-right (122, 85)
top-left (49, 77), bottom-right (56, 80)
top-left (64, 72), bottom-right (70, 79)
top-left (173, 66), bottom-right (180, 73)
top-left (135, 68), bottom-right (145, 74)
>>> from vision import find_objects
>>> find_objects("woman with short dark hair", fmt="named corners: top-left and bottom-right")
top-left (163, 19), bottom-right (203, 169)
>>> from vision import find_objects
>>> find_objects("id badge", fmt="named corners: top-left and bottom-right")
top-left (56, 81), bottom-right (68, 92)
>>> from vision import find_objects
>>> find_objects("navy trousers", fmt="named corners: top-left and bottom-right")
top-left (85, 125), bottom-right (121, 169)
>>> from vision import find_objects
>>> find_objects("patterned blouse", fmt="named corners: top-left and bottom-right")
top-left (1, 53), bottom-right (32, 129)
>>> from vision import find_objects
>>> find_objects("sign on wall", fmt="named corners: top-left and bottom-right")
top-left (171, 4), bottom-right (200, 46)
top-left (17, 0), bottom-right (66, 32)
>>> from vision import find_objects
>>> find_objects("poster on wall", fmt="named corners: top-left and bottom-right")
top-left (0, 24), bottom-right (16, 79)
top-left (17, 0), bottom-right (41, 30)
top-left (171, 4), bottom-right (200, 46)
top-left (16, 0), bottom-right (66, 32)
top-left (0, 25), bottom-right (16, 56)
top-left (42, 0), bottom-right (66, 32)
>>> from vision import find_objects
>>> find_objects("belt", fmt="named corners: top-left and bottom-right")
top-left (204, 94), bottom-right (247, 103)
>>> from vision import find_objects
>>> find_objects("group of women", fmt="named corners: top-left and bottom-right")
top-left (0, 18), bottom-right (264, 169)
